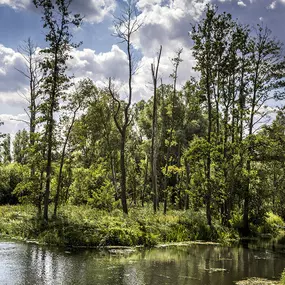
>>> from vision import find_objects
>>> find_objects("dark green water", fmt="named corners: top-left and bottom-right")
top-left (1, 240), bottom-right (285, 285)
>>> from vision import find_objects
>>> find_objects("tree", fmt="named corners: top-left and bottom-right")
top-left (162, 49), bottom-right (183, 214)
top-left (191, 5), bottom-right (217, 226)
top-left (242, 25), bottom-right (285, 234)
top-left (151, 45), bottom-right (162, 213)
top-left (2, 134), bottom-right (12, 164)
top-left (108, 0), bottom-right (142, 215)
top-left (13, 130), bottom-right (29, 164)
top-left (33, 0), bottom-right (82, 221)
top-left (53, 79), bottom-right (94, 218)
top-left (16, 38), bottom-right (42, 150)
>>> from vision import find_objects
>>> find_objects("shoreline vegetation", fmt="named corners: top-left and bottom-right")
top-left (1, 205), bottom-right (285, 285)
top-left (0, 205), bottom-right (284, 248)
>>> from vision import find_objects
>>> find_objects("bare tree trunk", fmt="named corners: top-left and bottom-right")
top-left (142, 155), bottom-right (148, 207)
top-left (120, 129), bottom-right (128, 214)
top-left (108, 1), bottom-right (142, 215)
top-left (185, 158), bottom-right (191, 210)
top-left (151, 46), bottom-right (162, 213)
top-left (110, 153), bottom-right (119, 201)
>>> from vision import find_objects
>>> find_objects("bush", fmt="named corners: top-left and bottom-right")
top-left (0, 204), bottom-right (238, 247)
top-left (0, 164), bottom-right (29, 205)
top-left (281, 269), bottom-right (285, 285)
top-left (258, 212), bottom-right (284, 236)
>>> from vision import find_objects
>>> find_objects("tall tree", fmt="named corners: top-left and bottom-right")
top-left (151, 45), bottom-right (162, 213)
top-left (108, 0), bottom-right (142, 215)
top-left (33, 0), bottom-right (82, 221)
top-left (163, 49), bottom-right (183, 214)
top-left (242, 25), bottom-right (285, 234)
top-left (16, 38), bottom-right (41, 150)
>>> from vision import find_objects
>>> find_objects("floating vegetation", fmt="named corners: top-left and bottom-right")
top-left (235, 277), bottom-right (279, 285)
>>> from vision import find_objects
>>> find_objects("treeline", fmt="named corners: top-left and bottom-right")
top-left (1, 1), bottom-right (285, 236)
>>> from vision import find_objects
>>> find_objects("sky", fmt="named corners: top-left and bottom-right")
top-left (0, 0), bottom-right (285, 135)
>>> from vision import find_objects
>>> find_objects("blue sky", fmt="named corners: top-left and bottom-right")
top-left (0, 0), bottom-right (285, 134)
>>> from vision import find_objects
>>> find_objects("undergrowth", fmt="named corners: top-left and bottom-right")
top-left (0, 204), bottom-right (261, 247)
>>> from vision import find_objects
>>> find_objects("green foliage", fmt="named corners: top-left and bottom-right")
top-left (0, 163), bottom-right (30, 205)
top-left (2, 3), bottom-right (285, 245)
top-left (258, 212), bottom-right (284, 236)
top-left (68, 164), bottom-right (118, 211)
top-left (1, 134), bottom-right (12, 163)
top-left (13, 130), bottom-right (29, 164)
top-left (281, 269), bottom-right (285, 285)
top-left (0, 205), bottom-right (236, 247)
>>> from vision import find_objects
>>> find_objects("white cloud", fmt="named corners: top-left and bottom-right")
top-left (267, 0), bottom-right (285, 9)
top-left (268, 1), bottom-right (277, 9)
top-left (68, 45), bottom-right (129, 82)
top-left (0, 113), bottom-right (28, 135)
top-left (134, 0), bottom-right (209, 57)
top-left (0, 44), bottom-right (28, 93)
top-left (71, 0), bottom-right (116, 23)
top-left (136, 0), bottom-right (163, 9)
top-left (68, 45), bottom-right (197, 102)
top-left (237, 1), bottom-right (247, 7)
top-left (0, 0), bottom-right (116, 23)
top-left (0, 0), bottom-right (30, 9)
top-left (0, 91), bottom-right (26, 107)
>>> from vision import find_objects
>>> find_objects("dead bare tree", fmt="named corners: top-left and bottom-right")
top-left (151, 45), bottom-right (162, 213)
top-left (108, 0), bottom-right (143, 215)
top-left (16, 38), bottom-right (42, 149)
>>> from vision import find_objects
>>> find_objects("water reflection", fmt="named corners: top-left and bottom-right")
top-left (0, 241), bottom-right (285, 285)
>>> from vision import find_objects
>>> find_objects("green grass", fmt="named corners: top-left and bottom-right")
top-left (0, 204), bottom-right (237, 247)
top-left (281, 269), bottom-right (285, 285)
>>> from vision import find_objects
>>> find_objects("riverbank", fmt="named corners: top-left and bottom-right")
top-left (235, 278), bottom-right (280, 285)
top-left (0, 204), bottom-right (283, 247)
top-left (0, 204), bottom-right (238, 247)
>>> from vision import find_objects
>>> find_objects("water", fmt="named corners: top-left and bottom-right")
top-left (1, 240), bottom-right (285, 285)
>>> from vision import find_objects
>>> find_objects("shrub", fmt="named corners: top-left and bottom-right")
top-left (281, 269), bottom-right (285, 285)
top-left (258, 212), bottom-right (284, 236)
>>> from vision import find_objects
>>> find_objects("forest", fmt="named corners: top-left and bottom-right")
top-left (1, 0), bottom-right (285, 247)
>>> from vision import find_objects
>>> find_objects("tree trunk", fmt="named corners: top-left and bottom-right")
top-left (44, 107), bottom-right (54, 222)
top-left (142, 155), bottom-right (148, 207)
top-left (120, 129), bottom-right (128, 215)
top-left (53, 108), bottom-right (78, 218)
top-left (206, 74), bottom-right (212, 227)
top-left (151, 46), bottom-right (162, 213)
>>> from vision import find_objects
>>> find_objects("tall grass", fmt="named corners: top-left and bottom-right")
top-left (0, 204), bottom-right (235, 247)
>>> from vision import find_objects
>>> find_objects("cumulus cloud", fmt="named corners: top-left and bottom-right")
top-left (237, 1), bottom-right (247, 7)
top-left (0, 0), bottom-right (116, 23)
top-left (68, 45), bottom-right (129, 82)
top-left (133, 0), bottom-right (209, 57)
top-left (0, 44), bottom-right (28, 93)
top-left (67, 46), bottom-right (197, 102)
top-left (70, 0), bottom-right (116, 23)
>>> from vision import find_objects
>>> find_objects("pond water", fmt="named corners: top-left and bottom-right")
top-left (1, 240), bottom-right (285, 285)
